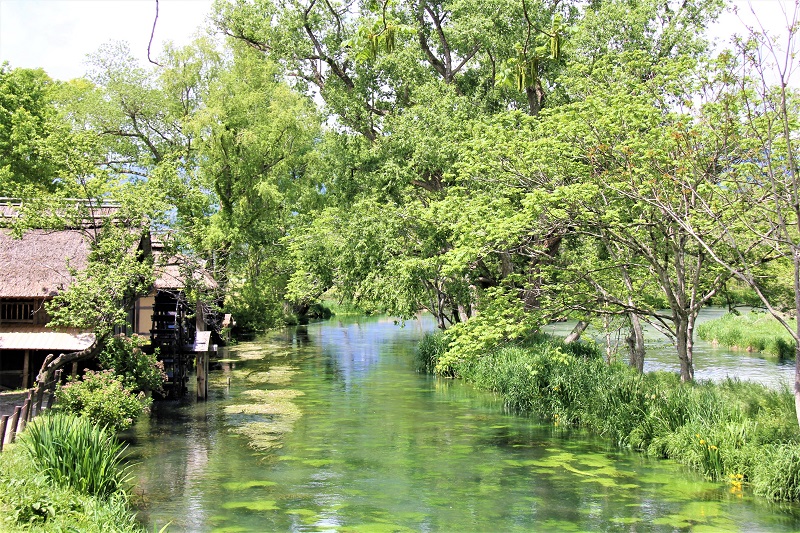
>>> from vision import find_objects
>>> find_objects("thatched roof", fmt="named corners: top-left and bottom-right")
top-left (154, 254), bottom-right (218, 291)
top-left (0, 229), bottom-right (90, 298)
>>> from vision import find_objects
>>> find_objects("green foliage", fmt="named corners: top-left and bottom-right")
top-left (438, 287), bottom-right (541, 375)
top-left (19, 412), bottom-right (132, 498)
top-left (45, 223), bottom-right (155, 338)
top-left (0, 438), bottom-right (143, 532)
top-left (99, 334), bottom-right (167, 392)
top-left (55, 369), bottom-right (152, 432)
top-left (422, 333), bottom-right (800, 500)
top-left (697, 312), bottom-right (796, 359)
top-left (0, 66), bottom-right (67, 195)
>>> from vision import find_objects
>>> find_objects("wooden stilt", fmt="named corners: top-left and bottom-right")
top-left (196, 350), bottom-right (208, 400)
top-left (21, 350), bottom-right (30, 389)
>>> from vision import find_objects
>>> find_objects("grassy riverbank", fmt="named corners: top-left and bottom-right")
top-left (418, 332), bottom-right (800, 501)
top-left (697, 312), bottom-right (795, 359)
top-left (0, 413), bottom-right (148, 532)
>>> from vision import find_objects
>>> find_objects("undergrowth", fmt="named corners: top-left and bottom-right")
top-left (0, 418), bottom-right (144, 532)
top-left (416, 330), bottom-right (800, 502)
top-left (697, 311), bottom-right (796, 359)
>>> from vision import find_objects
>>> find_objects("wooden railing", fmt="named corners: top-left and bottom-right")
top-left (0, 369), bottom-right (62, 451)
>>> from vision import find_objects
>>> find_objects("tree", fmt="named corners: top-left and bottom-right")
top-left (650, 5), bottom-right (800, 422)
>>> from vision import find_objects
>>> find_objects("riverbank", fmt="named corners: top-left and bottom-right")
top-left (0, 433), bottom-right (146, 532)
top-left (697, 311), bottom-right (796, 359)
top-left (418, 331), bottom-right (800, 501)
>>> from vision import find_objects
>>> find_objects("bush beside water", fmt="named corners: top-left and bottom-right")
top-left (417, 331), bottom-right (800, 501)
top-left (697, 312), bottom-right (796, 359)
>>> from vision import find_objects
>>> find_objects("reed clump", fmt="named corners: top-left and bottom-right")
top-left (0, 412), bottom-right (144, 531)
top-left (697, 312), bottom-right (795, 359)
top-left (417, 330), bottom-right (800, 502)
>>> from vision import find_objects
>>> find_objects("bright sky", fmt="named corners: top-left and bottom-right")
top-left (0, 0), bottom-right (796, 82)
top-left (0, 0), bottom-right (214, 80)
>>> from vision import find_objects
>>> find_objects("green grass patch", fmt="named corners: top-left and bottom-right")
top-left (697, 312), bottom-right (796, 359)
top-left (19, 411), bottom-right (132, 498)
top-left (419, 330), bottom-right (800, 502)
top-left (0, 439), bottom-right (144, 532)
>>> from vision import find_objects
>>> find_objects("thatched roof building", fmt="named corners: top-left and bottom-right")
top-left (0, 229), bottom-right (90, 298)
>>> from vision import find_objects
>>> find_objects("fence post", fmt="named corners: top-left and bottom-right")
top-left (34, 385), bottom-right (45, 417)
top-left (8, 406), bottom-right (21, 444)
top-left (46, 369), bottom-right (63, 409)
top-left (18, 398), bottom-right (31, 434)
top-left (25, 390), bottom-right (34, 422)
top-left (0, 415), bottom-right (8, 452)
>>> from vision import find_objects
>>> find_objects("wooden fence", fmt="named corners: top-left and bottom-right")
top-left (0, 369), bottom-right (62, 452)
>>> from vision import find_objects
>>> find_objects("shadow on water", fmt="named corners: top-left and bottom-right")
top-left (129, 311), bottom-right (800, 532)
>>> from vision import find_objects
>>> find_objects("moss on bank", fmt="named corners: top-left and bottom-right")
top-left (417, 331), bottom-right (800, 502)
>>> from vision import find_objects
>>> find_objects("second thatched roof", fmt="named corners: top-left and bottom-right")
top-left (0, 229), bottom-right (91, 298)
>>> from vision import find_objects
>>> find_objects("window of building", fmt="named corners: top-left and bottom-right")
top-left (0, 300), bottom-right (35, 323)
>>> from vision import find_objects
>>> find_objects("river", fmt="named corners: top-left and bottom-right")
top-left (128, 311), bottom-right (800, 532)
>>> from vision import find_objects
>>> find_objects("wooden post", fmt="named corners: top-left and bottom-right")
top-left (0, 415), bottom-right (8, 452)
top-left (8, 406), bottom-right (21, 444)
top-left (18, 398), bottom-right (30, 433)
top-left (21, 350), bottom-right (29, 389)
top-left (196, 350), bottom-right (208, 400)
top-left (46, 369), bottom-right (63, 409)
top-left (24, 390), bottom-right (33, 422)
top-left (34, 386), bottom-right (45, 417)
top-left (71, 361), bottom-right (78, 378)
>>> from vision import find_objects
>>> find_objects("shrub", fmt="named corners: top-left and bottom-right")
top-left (99, 334), bottom-right (167, 392)
top-left (18, 412), bottom-right (132, 498)
top-left (56, 369), bottom-right (152, 432)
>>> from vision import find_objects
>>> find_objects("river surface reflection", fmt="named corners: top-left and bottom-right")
top-left (129, 312), bottom-right (800, 532)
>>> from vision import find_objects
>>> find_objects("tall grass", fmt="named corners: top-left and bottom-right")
top-left (419, 330), bottom-right (800, 501)
top-left (0, 440), bottom-right (144, 532)
top-left (697, 312), bottom-right (796, 359)
top-left (19, 411), bottom-right (132, 498)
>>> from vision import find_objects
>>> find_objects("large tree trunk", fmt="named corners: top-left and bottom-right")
top-left (793, 252), bottom-right (800, 428)
top-left (675, 317), bottom-right (694, 382)
top-left (35, 335), bottom-right (106, 388)
top-left (564, 320), bottom-right (589, 344)
top-left (627, 312), bottom-right (645, 373)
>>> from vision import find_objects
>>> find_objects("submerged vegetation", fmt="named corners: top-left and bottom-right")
top-left (417, 331), bottom-right (800, 501)
top-left (697, 312), bottom-right (796, 359)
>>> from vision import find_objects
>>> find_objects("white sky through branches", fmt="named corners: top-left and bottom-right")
top-left (0, 0), bottom-right (796, 82)
top-left (0, 0), bottom-right (213, 80)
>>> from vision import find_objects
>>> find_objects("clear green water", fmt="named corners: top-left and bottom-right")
top-left (128, 314), bottom-right (800, 532)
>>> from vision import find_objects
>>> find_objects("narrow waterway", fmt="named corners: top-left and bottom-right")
top-left (129, 312), bottom-right (800, 532)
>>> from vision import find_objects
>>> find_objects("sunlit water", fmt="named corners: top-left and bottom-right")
top-left (128, 311), bottom-right (800, 532)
